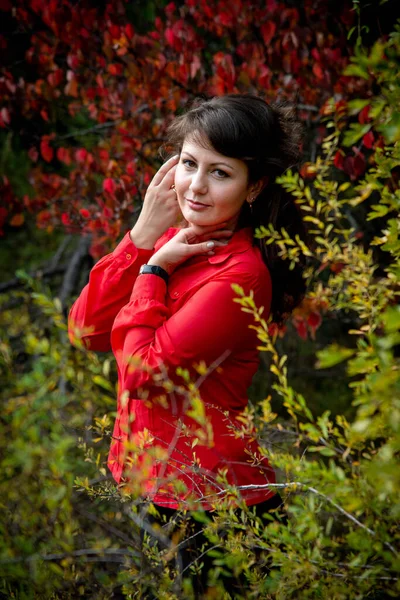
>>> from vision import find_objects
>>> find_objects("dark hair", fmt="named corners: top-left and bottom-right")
top-left (165, 94), bottom-right (308, 325)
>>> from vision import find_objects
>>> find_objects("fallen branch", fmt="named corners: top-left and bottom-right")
top-left (0, 264), bottom-right (67, 294)
top-left (58, 235), bottom-right (91, 308)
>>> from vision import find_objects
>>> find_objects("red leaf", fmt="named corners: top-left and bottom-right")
top-left (125, 23), bottom-right (134, 39)
top-left (312, 63), bottom-right (324, 80)
top-left (61, 212), bottom-right (71, 226)
top-left (47, 68), bottom-right (63, 87)
top-left (260, 21), bottom-right (276, 45)
top-left (358, 105), bottom-right (370, 124)
top-left (307, 311), bottom-right (322, 330)
top-left (57, 147), bottom-right (72, 165)
top-left (75, 148), bottom-right (88, 163)
top-left (330, 262), bottom-right (345, 274)
top-left (126, 161), bottom-right (136, 176)
top-left (352, 154), bottom-right (366, 179)
top-left (103, 206), bottom-right (113, 219)
top-left (79, 208), bottom-right (90, 219)
top-left (165, 2), bottom-right (176, 16)
top-left (165, 28), bottom-right (175, 46)
top-left (37, 210), bottom-right (52, 226)
top-left (103, 178), bottom-right (116, 194)
top-left (40, 108), bottom-right (49, 122)
top-left (268, 322), bottom-right (287, 338)
top-left (294, 318), bottom-right (308, 340)
top-left (40, 136), bottom-right (54, 162)
top-left (363, 131), bottom-right (375, 149)
top-left (108, 64), bottom-right (123, 76)
top-left (334, 151), bottom-right (344, 170)
top-left (109, 25), bottom-right (121, 39)
top-left (99, 149), bottom-right (110, 162)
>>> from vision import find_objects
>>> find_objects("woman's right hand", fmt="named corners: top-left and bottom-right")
top-left (130, 155), bottom-right (181, 249)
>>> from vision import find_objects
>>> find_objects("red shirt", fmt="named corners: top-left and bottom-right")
top-left (68, 226), bottom-right (276, 509)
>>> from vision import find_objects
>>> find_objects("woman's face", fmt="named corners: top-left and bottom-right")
top-left (174, 135), bottom-right (252, 230)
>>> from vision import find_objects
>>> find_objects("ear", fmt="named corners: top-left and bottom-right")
top-left (246, 176), bottom-right (269, 203)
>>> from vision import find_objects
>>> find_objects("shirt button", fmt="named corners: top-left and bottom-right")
top-left (126, 253), bottom-right (132, 260)
top-left (173, 291), bottom-right (179, 297)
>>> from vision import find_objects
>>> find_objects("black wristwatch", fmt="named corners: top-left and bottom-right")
top-left (139, 264), bottom-right (169, 284)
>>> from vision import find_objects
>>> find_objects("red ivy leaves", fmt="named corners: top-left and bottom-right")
top-left (103, 178), bottom-right (116, 195)
top-left (260, 21), bottom-right (276, 45)
top-left (40, 135), bottom-right (55, 162)
top-left (0, 0), bottom-right (376, 340)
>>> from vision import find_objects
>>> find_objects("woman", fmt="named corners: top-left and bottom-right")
top-left (68, 94), bottom-right (306, 594)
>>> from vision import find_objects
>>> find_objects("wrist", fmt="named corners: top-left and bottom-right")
top-left (130, 225), bottom-right (159, 250)
top-left (147, 254), bottom-right (171, 274)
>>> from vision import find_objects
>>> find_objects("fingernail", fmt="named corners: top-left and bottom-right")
top-left (206, 241), bottom-right (215, 249)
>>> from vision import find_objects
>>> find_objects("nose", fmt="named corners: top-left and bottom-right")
top-left (189, 170), bottom-right (207, 195)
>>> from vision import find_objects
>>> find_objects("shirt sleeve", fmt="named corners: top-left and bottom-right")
top-left (111, 269), bottom-right (271, 395)
top-left (68, 232), bottom-right (154, 352)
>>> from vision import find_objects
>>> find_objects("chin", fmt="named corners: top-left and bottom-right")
top-left (182, 211), bottom-right (212, 228)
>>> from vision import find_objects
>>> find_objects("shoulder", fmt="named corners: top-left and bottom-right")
top-left (223, 245), bottom-right (271, 295)
top-left (213, 229), bottom-right (271, 286)
top-left (211, 232), bottom-right (272, 310)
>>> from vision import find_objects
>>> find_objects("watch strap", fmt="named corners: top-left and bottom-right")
top-left (139, 264), bottom-right (169, 284)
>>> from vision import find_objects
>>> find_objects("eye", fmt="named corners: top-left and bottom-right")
top-left (182, 159), bottom-right (196, 168)
top-left (213, 168), bottom-right (229, 179)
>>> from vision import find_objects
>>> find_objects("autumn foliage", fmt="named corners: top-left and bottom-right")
top-left (1, 1), bottom-right (400, 598)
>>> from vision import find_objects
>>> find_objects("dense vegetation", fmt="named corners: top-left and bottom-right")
top-left (1, 1), bottom-right (399, 598)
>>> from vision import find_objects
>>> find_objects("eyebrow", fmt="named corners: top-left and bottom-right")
top-left (182, 151), bottom-right (235, 171)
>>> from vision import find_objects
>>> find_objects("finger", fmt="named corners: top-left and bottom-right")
top-left (183, 239), bottom-right (223, 257)
top-left (151, 155), bottom-right (179, 187)
top-left (162, 164), bottom-right (178, 189)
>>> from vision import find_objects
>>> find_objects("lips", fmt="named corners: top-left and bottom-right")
top-left (186, 198), bottom-right (209, 208)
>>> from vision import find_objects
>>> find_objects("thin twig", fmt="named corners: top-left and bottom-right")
top-left (215, 482), bottom-right (398, 555)
top-left (0, 547), bottom-right (138, 565)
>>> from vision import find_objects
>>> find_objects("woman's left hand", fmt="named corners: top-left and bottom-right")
top-left (147, 225), bottom-right (233, 275)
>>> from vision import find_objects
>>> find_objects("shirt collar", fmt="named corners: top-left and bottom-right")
top-left (208, 227), bottom-right (253, 265)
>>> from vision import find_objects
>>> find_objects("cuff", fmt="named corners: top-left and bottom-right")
top-left (112, 231), bottom-right (154, 268)
top-left (130, 272), bottom-right (167, 303)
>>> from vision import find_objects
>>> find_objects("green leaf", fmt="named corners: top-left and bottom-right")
top-left (92, 375), bottom-right (113, 391)
top-left (316, 344), bottom-right (355, 369)
top-left (376, 112), bottom-right (400, 143)
top-left (382, 306), bottom-right (400, 333)
top-left (369, 98), bottom-right (386, 119)
top-left (342, 123), bottom-right (371, 147)
top-left (343, 63), bottom-right (369, 79)
top-left (347, 99), bottom-right (370, 115)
